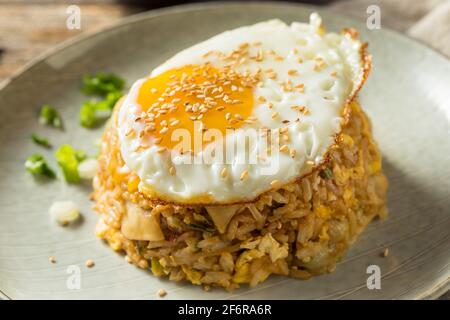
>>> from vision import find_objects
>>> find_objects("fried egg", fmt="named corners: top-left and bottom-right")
top-left (117, 13), bottom-right (369, 204)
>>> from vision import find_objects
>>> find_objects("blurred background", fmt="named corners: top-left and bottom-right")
top-left (0, 0), bottom-right (449, 84)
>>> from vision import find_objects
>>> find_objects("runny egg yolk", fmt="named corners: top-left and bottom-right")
top-left (136, 64), bottom-right (257, 152)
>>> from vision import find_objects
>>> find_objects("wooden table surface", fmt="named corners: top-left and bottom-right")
top-left (0, 0), bottom-right (448, 300)
top-left (0, 0), bottom-right (332, 84)
top-left (0, 1), bottom-right (144, 83)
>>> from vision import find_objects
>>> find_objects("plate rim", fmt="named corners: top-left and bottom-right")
top-left (0, 1), bottom-right (448, 300)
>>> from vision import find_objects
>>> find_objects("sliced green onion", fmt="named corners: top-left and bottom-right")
top-left (39, 105), bottom-right (63, 129)
top-left (25, 154), bottom-right (56, 178)
top-left (81, 73), bottom-right (125, 96)
top-left (31, 133), bottom-right (51, 148)
top-left (79, 91), bottom-right (122, 128)
top-left (55, 144), bottom-right (85, 183)
top-left (95, 90), bottom-right (123, 110)
top-left (319, 167), bottom-right (334, 179)
top-left (79, 101), bottom-right (97, 128)
top-left (75, 150), bottom-right (87, 163)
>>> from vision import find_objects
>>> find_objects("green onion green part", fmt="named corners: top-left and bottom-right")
top-left (79, 101), bottom-right (97, 128)
top-left (319, 167), bottom-right (334, 179)
top-left (79, 91), bottom-right (122, 128)
top-left (39, 105), bottom-right (63, 129)
top-left (81, 73), bottom-right (125, 96)
top-left (25, 154), bottom-right (56, 178)
top-left (31, 133), bottom-right (51, 148)
top-left (55, 144), bottom-right (85, 183)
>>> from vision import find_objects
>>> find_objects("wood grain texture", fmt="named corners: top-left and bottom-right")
top-left (0, 2), bottom-right (143, 83)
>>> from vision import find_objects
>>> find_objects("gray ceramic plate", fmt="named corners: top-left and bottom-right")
top-left (0, 2), bottom-right (449, 300)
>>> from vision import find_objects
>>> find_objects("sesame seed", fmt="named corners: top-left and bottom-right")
top-left (159, 127), bottom-right (169, 134)
top-left (202, 51), bottom-right (213, 58)
top-left (270, 180), bottom-right (280, 187)
top-left (48, 256), bottom-right (56, 263)
top-left (157, 147), bottom-right (167, 153)
top-left (290, 149), bottom-right (296, 158)
top-left (220, 167), bottom-right (228, 178)
top-left (382, 248), bottom-right (389, 257)
top-left (153, 137), bottom-right (163, 144)
top-left (85, 259), bottom-right (95, 268)
top-left (288, 69), bottom-right (298, 76)
top-left (314, 57), bottom-right (327, 71)
top-left (258, 96), bottom-right (266, 103)
top-left (158, 288), bottom-right (167, 297)
top-left (170, 119), bottom-right (180, 127)
top-left (169, 166), bottom-right (176, 175)
top-left (291, 105), bottom-right (309, 115)
top-left (239, 42), bottom-right (249, 49)
top-left (280, 145), bottom-right (289, 153)
top-left (234, 113), bottom-right (243, 120)
top-left (295, 83), bottom-right (305, 92)
top-left (306, 160), bottom-right (315, 166)
top-left (125, 128), bottom-right (135, 137)
top-left (240, 170), bottom-right (249, 181)
top-left (225, 112), bottom-right (231, 120)
top-left (140, 142), bottom-right (149, 149)
top-left (271, 112), bottom-right (279, 119)
top-left (267, 72), bottom-right (277, 80)
top-left (134, 145), bottom-right (147, 152)
top-left (330, 71), bottom-right (338, 77)
top-left (151, 88), bottom-right (158, 94)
